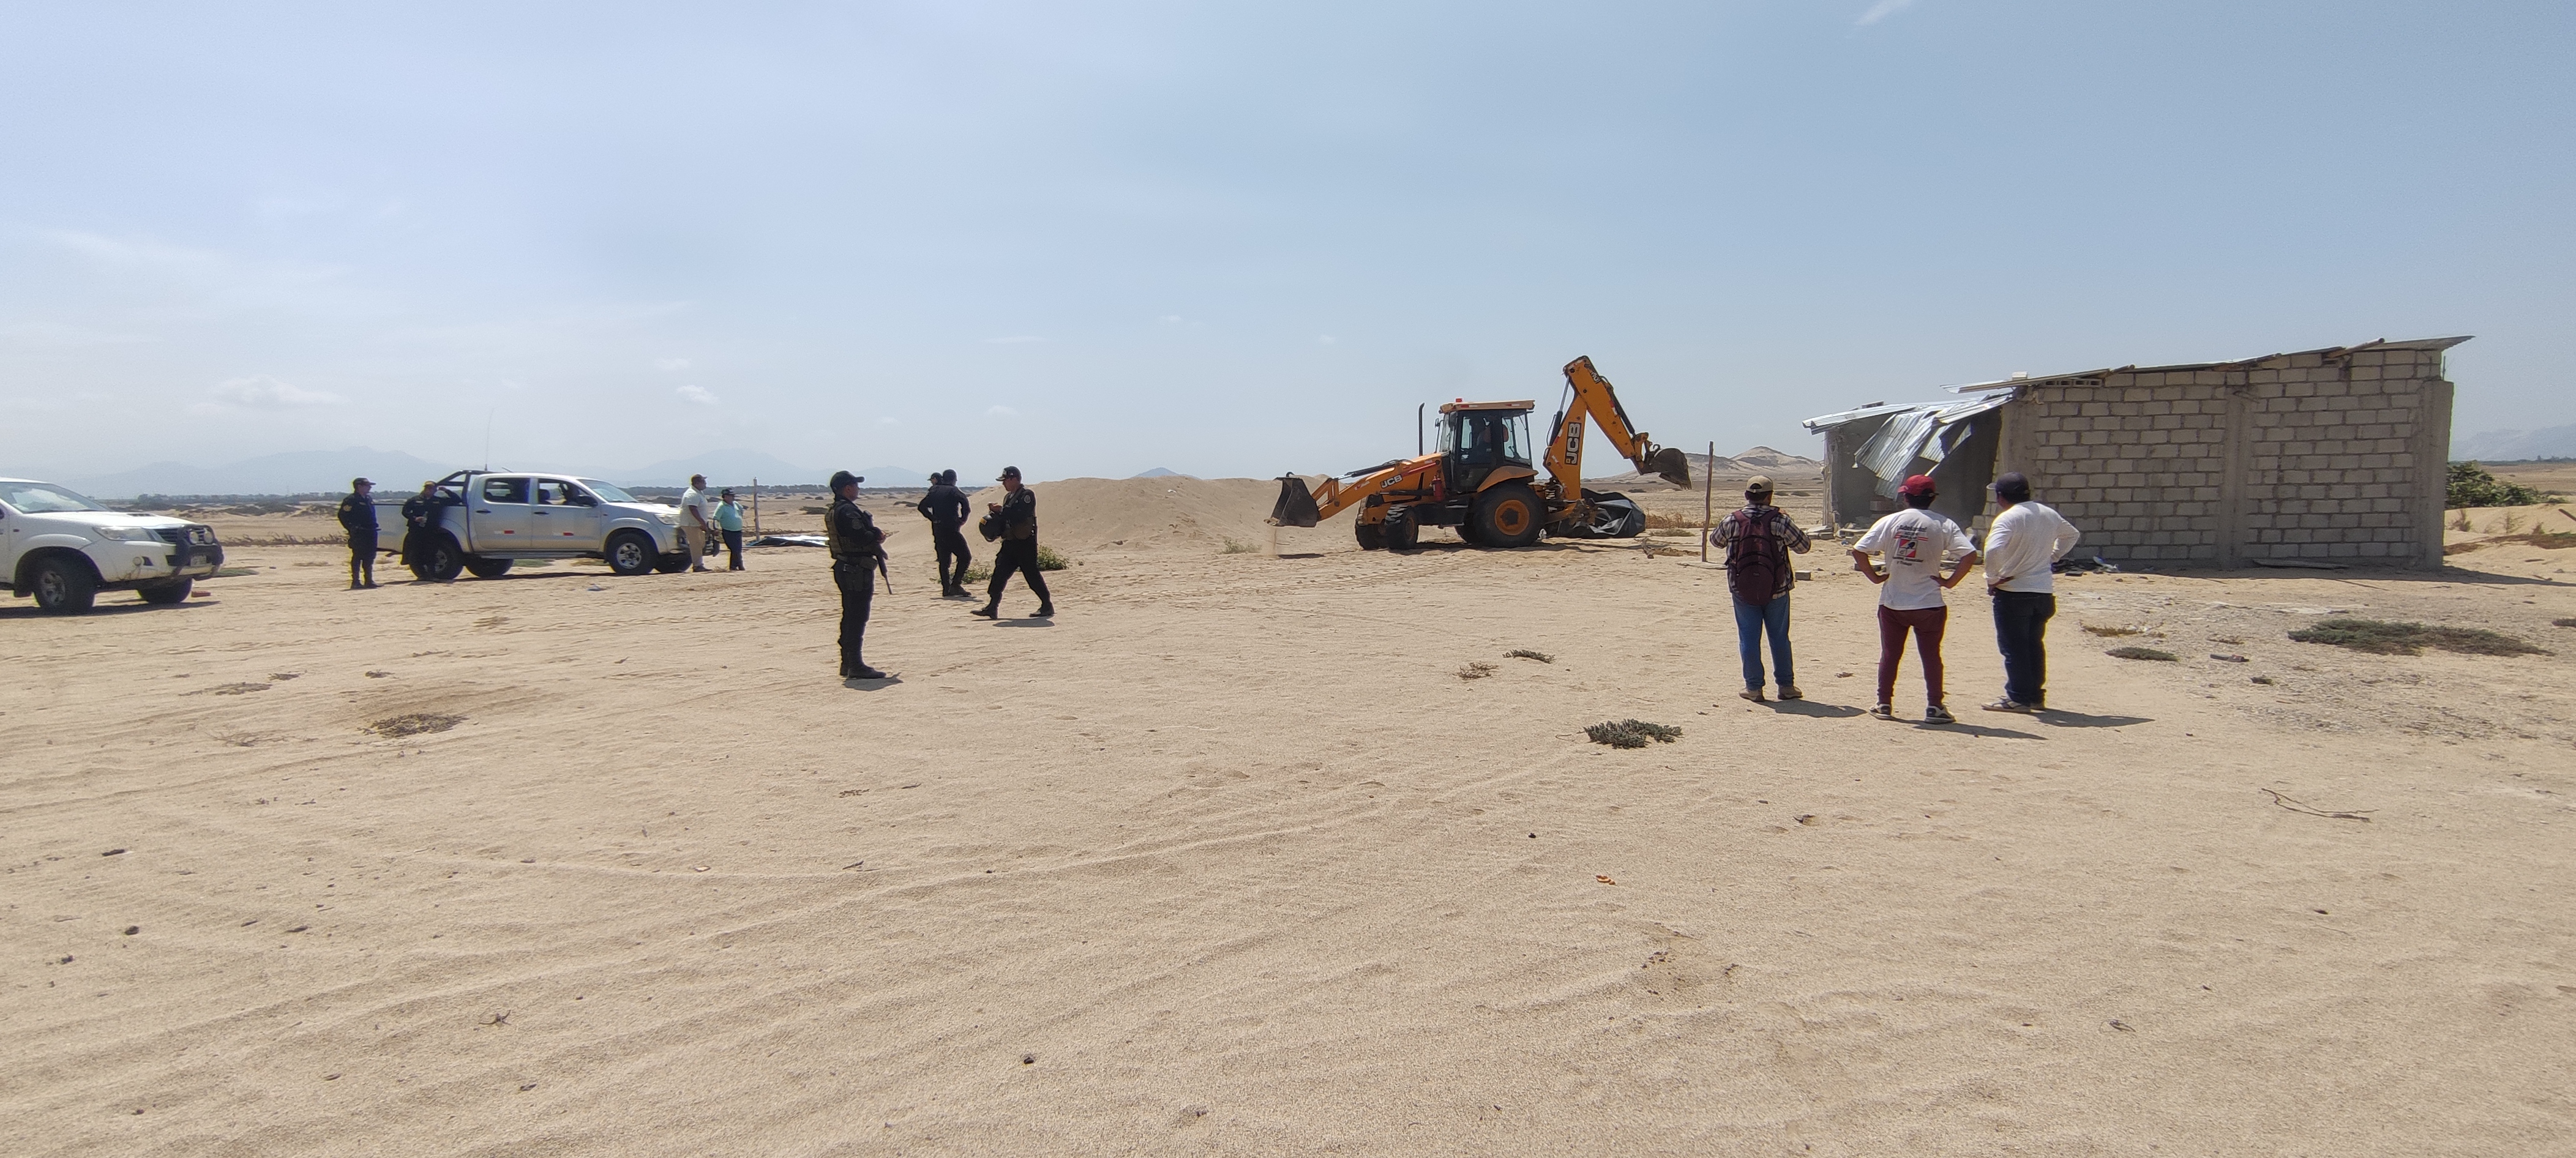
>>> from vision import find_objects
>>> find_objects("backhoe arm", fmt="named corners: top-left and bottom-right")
top-left (1268, 455), bottom-right (1442, 527)
top-left (1543, 356), bottom-right (1692, 497)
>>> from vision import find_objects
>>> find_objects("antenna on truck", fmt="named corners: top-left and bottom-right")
top-left (483, 408), bottom-right (495, 471)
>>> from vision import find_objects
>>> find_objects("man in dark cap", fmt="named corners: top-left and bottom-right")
top-left (916, 469), bottom-right (973, 598)
top-left (972, 466), bottom-right (1052, 619)
top-left (1979, 471), bottom-right (2082, 712)
top-left (823, 470), bottom-right (891, 679)
top-left (1711, 474), bottom-right (1812, 703)
top-left (399, 480), bottom-right (440, 577)
top-left (1850, 473), bottom-right (1977, 723)
top-left (337, 477), bottom-right (380, 589)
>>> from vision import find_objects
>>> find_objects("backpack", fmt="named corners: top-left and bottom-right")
top-left (1724, 508), bottom-right (1789, 607)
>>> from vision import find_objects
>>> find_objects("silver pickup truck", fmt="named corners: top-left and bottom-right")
top-left (380, 471), bottom-right (692, 580)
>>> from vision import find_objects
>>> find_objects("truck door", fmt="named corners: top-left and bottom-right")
top-left (470, 476), bottom-right (533, 552)
top-left (529, 477), bottom-right (598, 550)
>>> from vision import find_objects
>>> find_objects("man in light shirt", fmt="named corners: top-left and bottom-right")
top-left (1850, 474), bottom-right (1979, 724)
top-left (1979, 472), bottom-right (2083, 713)
top-left (678, 474), bottom-right (713, 573)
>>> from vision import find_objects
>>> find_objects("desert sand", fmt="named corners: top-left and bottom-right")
top-left (4, 476), bottom-right (2573, 1155)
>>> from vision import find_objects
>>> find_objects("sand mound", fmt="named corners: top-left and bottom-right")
top-left (967, 476), bottom-right (1289, 552)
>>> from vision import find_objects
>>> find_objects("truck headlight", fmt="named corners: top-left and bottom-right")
top-left (655, 513), bottom-right (676, 525)
top-left (92, 525), bottom-right (163, 542)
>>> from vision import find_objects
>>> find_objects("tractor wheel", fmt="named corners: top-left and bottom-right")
top-left (1470, 482), bottom-right (1543, 548)
top-left (1354, 519), bottom-right (1386, 551)
top-left (1382, 508), bottom-right (1418, 551)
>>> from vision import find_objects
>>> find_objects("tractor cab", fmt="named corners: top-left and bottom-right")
top-left (1438, 400), bottom-right (1535, 496)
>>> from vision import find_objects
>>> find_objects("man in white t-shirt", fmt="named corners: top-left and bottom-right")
top-left (1979, 471), bottom-right (2083, 713)
top-left (1849, 473), bottom-right (1979, 723)
top-left (678, 474), bottom-right (713, 572)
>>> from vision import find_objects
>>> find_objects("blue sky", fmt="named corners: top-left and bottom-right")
top-left (4, 1), bottom-right (2569, 482)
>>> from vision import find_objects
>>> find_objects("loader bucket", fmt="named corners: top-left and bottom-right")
top-left (1646, 446), bottom-right (1692, 488)
top-left (1269, 475), bottom-right (1322, 528)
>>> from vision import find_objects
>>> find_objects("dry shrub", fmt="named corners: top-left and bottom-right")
top-left (2555, 618), bottom-right (2576, 629)
top-left (2105, 646), bottom-right (2178, 662)
top-left (1456, 661), bottom-right (1497, 681)
top-left (1586, 719), bottom-right (1682, 749)
top-left (2288, 618), bottom-right (2548, 657)
top-left (370, 712), bottom-right (465, 738)
top-left (2083, 624), bottom-right (2145, 637)
top-left (1640, 511), bottom-right (1699, 529)
top-left (1503, 648), bottom-right (1554, 663)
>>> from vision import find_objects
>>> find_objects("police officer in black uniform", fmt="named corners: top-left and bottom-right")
top-left (824, 470), bottom-right (891, 679)
top-left (972, 466), bottom-right (1052, 620)
top-left (337, 477), bottom-right (380, 589)
top-left (399, 480), bottom-right (440, 577)
top-left (916, 469), bottom-right (973, 598)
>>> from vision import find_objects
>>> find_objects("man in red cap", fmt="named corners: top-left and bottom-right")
top-left (1850, 473), bottom-right (1979, 723)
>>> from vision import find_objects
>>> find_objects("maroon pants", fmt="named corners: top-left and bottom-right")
top-left (1877, 605), bottom-right (1949, 706)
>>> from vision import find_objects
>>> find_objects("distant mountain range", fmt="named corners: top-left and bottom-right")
top-left (2455, 425), bottom-right (2576, 462)
top-left (1131, 466), bottom-right (1187, 478)
top-left (51, 446), bottom-right (930, 498)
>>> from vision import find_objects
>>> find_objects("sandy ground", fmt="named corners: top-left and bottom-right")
top-left (6, 478), bottom-right (2574, 1156)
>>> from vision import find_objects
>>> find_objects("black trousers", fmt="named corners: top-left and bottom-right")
top-left (932, 526), bottom-right (972, 588)
top-left (348, 531), bottom-right (377, 584)
top-left (834, 561), bottom-right (874, 670)
top-left (1991, 589), bottom-right (2056, 706)
top-left (722, 529), bottom-right (743, 570)
top-left (988, 539), bottom-right (1050, 605)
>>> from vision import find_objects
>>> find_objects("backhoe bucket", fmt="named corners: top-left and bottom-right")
top-left (1646, 446), bottom-right (1692, 488)
top-left (1269, 475), bottom-right (1322, 528)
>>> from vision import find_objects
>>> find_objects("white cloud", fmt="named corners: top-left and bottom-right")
top-left (656, 357), bottom-right (694, 372)
top-left (1855, 0), bottom-right (1917, 25)
top-left (983, 335), bottom-right (1042, 345)
top-left (201, 375), bottom-right (343, 410)
top-left (985, 405), bottom-right (1019, 418)
top-left (677, 384), bottom-right (719, 405)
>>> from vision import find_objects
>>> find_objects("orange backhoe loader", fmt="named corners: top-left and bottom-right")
top-left (1268, 356), bottom-right (1693, 550)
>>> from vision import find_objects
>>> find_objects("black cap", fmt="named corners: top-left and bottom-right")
top-left (998, 466), bottom-right (1021, 480)
top-left (351, 477), bottom-right (373, 488)
top-left (1994, 471), bottom-right (2031, 502)
top-left (829, 470), bottom-right (861, 491)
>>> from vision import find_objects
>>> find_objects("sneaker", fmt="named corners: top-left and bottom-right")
top-left (1869, 703), bottom-right (1896, 720)
top-left (1980, 698), bottom-right (2033, 714)
top-left (1778, 684), bottom-right (1803, 701)
top-left (1739, 686), bottom-right (1765, 703)
top-left (1923, 704), bottom-right (1956, 725)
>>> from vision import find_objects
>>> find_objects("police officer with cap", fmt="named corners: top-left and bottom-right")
top-left (337, 477), bottom-right (380, 589)
top-left (916, 469), bottom-right (974, 598)
top-left (973, 466), bottom-right (1052, 619)
top-left (823, 470), bottom-right (893, 679)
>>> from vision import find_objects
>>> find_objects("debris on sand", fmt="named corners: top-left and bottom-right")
top-left (1585, 719), bottom-right (1682, 748)
top-left (1503, 649), bottom-right (1554, 663)
top-left (2083, 624), bottom-right (2148, 637)
top-left (1457, 661), bottom-right (1498, 681)
top-left (369, 712), bottom-right (465, 738)
top-left (196, 682), bottom-right (272, 696)
top-left (2288, 618), bottom-right (2548, 657)
top-left (2105, 646), bottom-right (2179, 662)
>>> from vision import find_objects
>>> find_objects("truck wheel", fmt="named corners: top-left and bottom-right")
top-left (464, 556), bottom-right (515, 579)
top-left (654, 554), bottom-right (691, 573)
top-left (1382, 508), bottom-right (1419, 551)
top-left (605, 532), bottom-right (657, 577)
top-left (413, 536), bottom-right (466, 583)
top-left (1470, 482), bottom-right (1543, 548)
top-left (30, 556), bottom-right (98, 613)
top-left (1354, 520), bottom-right (1385, 550)
top-left (137, 578), bottom-right (193, 605)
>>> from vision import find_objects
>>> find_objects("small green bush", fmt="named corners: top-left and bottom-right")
top-left (2447, 461), bottom-right (2561, 509)
top-left (1585, 719), bottom-right (1682, 748)
top-left (2288, 618), bottom-right (2548, 657)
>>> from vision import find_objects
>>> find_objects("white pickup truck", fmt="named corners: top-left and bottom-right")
top-left (380, 470), bottom-right (694, 580)
top-left (1, 477), bottom-right (224, 613)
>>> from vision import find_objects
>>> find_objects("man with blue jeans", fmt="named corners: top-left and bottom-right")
top-left (1712, 476), bottom-right (1811, 703)
top-left (1979, 471), bottom-right (2081, 712)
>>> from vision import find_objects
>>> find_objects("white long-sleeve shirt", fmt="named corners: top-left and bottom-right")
top-left (1982, 501), bottom-right (2081, 594)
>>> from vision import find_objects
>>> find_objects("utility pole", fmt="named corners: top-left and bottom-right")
top-left (1702, 441), bottom-right (1715, 563)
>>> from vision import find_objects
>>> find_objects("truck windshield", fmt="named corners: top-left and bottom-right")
top-left (577, 479), bottom-right (637, 502)
top-left (0, 482), bottom-right (110, 514)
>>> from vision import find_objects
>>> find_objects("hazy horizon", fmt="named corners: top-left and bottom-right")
top-left (6, 2), bottom-right (2571, 484)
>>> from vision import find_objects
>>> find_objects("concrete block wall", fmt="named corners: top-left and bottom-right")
top-left (2002, 345), bottom-right (2454, 567)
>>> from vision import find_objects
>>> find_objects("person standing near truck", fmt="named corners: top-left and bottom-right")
top-left (1979, 471), bottom-right (2082, 713)
top-left (1712, 475), bottom-right (1812, 703)
top-left (715, 488), bottom-right (746, 571)
top-left (916, 469), bottom-right (973, 598)
top-left (823, 470), bottom-right (890, 680)
top-left (1849, 474), bottom-right (1978, 724)
top-left (678, 474), bottom-right (714, 572)
top-left (399, 480), bottom-right (440, 576)
top-left (973, 466), bottom-right (1052, 620)
top-left (337, 477), bottom-right (380, 590)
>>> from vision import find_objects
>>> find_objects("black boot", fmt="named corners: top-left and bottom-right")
top-left (971, 601), bottom-right (998, 619)
top-left (1033, 602), bottom-right (1055, 618)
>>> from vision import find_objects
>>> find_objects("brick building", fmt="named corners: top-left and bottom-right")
top-left (1803, 337), bottom-right (2466, 568)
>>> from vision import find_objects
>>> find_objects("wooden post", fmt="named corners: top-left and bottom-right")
top-left (750, 478), bottom-right (760, 536)
top-left (1702, 441), bottom-right (1715, 562)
